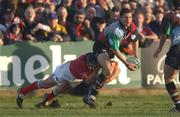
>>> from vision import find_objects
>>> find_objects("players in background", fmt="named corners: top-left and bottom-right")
top-left (153, 0), bottom-right (180, 112)
top-left (16, 52), bottom-right (120, 108)
top-left (83, 8), bottom-right (140, 107)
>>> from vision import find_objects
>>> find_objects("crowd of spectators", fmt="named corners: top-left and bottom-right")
top-left (0, 0), bottom-right (175, 47)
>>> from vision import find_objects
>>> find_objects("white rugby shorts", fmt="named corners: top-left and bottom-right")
top-left (52, 62), bottom-right (76, 85)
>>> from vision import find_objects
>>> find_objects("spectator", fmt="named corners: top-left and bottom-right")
top-left (149, 6), bottom-right (164, 37)
top-left (23, 6), bottom-right (38, 41)
top-left (86, 6), bottom-right (96, 22)
top-left (60, 0), bottom-right (75, 22)
top-left (121, 1), bottom-right (131, 9)
top-left (108, 6), bottom-right (120, 25)
top-left (0, 7), bottom-right (24, 33)
top-left (87, 0), bottom-right (97, 7)
top-left (34, 2), bottom-right (46, 23)
top-left (95, 0), bottom-right (114, 19)
top-left (135, 12), bottom-right (158, 48)
top-left (94, 17), bottom-right (107, 40)
top-left (153, 0), bottom-right (169, 12)
top-left (57, 6), bottom-right (69, 27)
top-left (0, 8), bottom-right (15, 33)
top-left (23, 6), bottom-right (48, 42)
top-left (47, 12), bottom-right (68, 42)
top-left (143, 3), bottom-right (155, 25)
top-left (74, 0), bottom-right (88, 14)
top-left (129, 0), bottom-right (141, 15)
top-left (4, 23), bottom-right (23, 44)
top-left (85, 6), bottom-right (97, 31)
top-left (57, 7), bottom-right (71, 41)
top-left (44, 2), bottom-right (56, 13)
top-left (67, 10), bottom-right (94, 41)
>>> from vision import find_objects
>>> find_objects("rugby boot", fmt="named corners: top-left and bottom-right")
top-left (16, 88), bottom-right (24, 108)
top-left (35, 93), bottom-right (48, 108)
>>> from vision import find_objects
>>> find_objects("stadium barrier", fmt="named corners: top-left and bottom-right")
top-left (0, 41), bottom-right (179, 89)
top-left (141, 40), bottom-right (180, 88)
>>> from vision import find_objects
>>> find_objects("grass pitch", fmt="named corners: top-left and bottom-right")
top-left (0, 89), bottom-right (180, 117)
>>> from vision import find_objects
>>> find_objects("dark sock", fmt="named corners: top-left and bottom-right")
top-left (166, 82), bottom-right (180, 105)
top-left (175, 103), bottom-right (180, 110)
top-left (89, 73), bottom-right (107, 96)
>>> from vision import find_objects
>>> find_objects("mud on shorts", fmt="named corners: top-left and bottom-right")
top-left (165, 45), bottom-right (180, 69)
top-left (52, 62), bottom-right (76, 85)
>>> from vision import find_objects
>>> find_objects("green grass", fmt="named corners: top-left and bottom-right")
top-left (0, 92), bottom-right (180, 117)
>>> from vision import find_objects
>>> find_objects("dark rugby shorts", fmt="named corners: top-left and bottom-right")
top-left (165, 45), bottom-right (180, 69)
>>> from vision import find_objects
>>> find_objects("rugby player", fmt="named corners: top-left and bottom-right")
top-left (153, 0), bottom-right (180, 112)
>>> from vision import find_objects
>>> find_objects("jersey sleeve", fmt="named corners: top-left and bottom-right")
top-left (106, 28), bottom-right (124, 51)
top-left (107, 33), bottom-right (120, 50)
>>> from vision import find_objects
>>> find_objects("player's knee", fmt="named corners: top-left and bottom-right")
top-left (38, 81), bottom-right (49, 89)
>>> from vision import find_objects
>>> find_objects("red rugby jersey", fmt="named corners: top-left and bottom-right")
top-left (69, 54), bottom-right (91, 80)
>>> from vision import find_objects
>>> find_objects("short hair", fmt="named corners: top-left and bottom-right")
top-left (112, 7), bottom-right (120, 12)
top-left (120, 8), bottom-right (132, 17)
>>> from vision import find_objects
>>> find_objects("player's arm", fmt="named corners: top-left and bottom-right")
top-left (107, 30), bottom-right (136, 71)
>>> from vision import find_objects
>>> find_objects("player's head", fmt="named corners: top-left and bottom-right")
top-left (119, 8), bottom-right (132, 28)
top-left (172, 0), bottom-right (180, 9)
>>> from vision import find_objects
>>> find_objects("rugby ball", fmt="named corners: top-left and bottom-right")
top-left (126, 56), bottom-right (141, 69)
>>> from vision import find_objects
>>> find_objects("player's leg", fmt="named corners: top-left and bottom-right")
top-left (18, 75), bottom-right (56, 95)
top-left (165, 45), bottom-right (180, 112)
top-left (104, 61), bottom-right (120, 84)
top-left (16, 75), bottom-right (57, 108)
top-left (35, 80), bottom-right (72, 108)
top-left (71, 66), bottom-right (100, 96)
top-left (35, 61), bottom-right (76, 108)
top-left (83, 53), bottom-right (114, 107)
top-left (164, 64), bottom-right (180, 112)
top-left (16, 63), bottom-right (68, 108)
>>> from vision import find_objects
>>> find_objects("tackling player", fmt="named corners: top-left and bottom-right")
top-left (153, 0), bottom-right (180, 112)
top-left (35, 61), bottom-right (119, 108)
top-left (83, 8), bottom-right (140, 107)
top-left (16, 52), bottom-right (119, 108)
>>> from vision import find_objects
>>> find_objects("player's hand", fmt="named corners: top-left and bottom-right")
top-left (126, 62), bottom-right (136, 71)
top-left (153, 48), bottom-right (162, 58)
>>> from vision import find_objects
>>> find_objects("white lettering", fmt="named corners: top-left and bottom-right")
top-left (157, 55), bottom-right (166, 73)
top-left (50, 45), bottom-right (61, 72)
top-left (63, 55), bottom-right (77, 63)
top-left (147, 74), bottom-right (154, 85)
top-left (25, 55), bottom-right (49, 83)
top-left (0, 56), bottom-right (23, 86)
top-left (152, 75), bottom-right (162, 84)
top-left (146, 74), bottom-right (179, 85)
